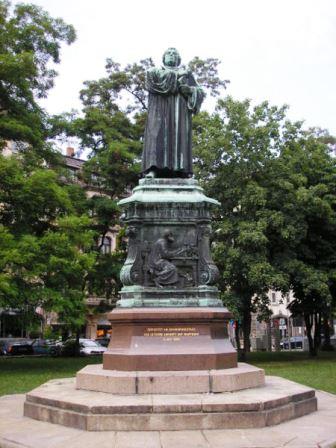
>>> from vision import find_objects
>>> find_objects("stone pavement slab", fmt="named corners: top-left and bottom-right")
top-left (0, 390), bottom-right (336, 448)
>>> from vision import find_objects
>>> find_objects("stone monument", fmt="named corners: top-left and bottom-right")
top-left (23, 49), bottom-right (317, 431)
top-left (103, 46), bottom-right (236, 372)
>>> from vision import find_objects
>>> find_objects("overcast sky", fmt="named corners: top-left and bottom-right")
top-left (13, 0), bottom-right (336, 135)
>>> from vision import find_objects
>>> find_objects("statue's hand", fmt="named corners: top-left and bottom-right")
top-left (175, 247), bottom-right (186, 256)
top-left (179, 84), bottom-right (192, 96)
top-left (178, 69), bottom-right (190, 78)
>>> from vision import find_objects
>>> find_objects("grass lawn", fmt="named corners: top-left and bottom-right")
top-left (0, 356), bottom-right (102, 396)
top-left (0, 351), bottom-right (335, 396)
top-left (247, 350), bottom-right (336, 394)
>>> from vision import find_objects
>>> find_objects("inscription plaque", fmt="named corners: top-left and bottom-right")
top-left (144, 326), bottom-right (199, 341)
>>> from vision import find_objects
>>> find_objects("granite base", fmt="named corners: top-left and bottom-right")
top-left (23, 376), bottom-right (317, 431)
top-left (76, 363), bottom-right (265, 394)
top-left (103, 307), bottom-right (237, 371)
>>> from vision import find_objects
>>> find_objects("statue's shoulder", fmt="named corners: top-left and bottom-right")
top-left (147, 66), bottom-right (158, 75)
top-left (146, 67), bottom-right (161, 85)
top-left (147, 66), bottom-right (170, 78)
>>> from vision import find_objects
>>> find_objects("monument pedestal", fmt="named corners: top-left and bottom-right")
top-left (23, 306), bottom-right (318, 430)
top-left (118, 178), bottom-right (223, 308)
top-left (103, 307), bottom-right (237, 371)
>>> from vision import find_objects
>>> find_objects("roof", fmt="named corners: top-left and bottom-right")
top-left (63, 155), bottom-right (85, 170)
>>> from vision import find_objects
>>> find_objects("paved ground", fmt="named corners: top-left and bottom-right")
top-left (0, 390), bottom-right (336, 448)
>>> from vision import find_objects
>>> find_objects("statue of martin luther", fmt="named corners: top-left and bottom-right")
top-left (142, 48), bottom-right (205, 178)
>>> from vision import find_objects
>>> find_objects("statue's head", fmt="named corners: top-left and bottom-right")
top-left (163, 228), bottom-right (174, 242)
top-left (162, 48), bottom-right (181, 68)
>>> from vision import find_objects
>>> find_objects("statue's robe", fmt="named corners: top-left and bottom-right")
top-left (142, 67), bottom-right (204, 177)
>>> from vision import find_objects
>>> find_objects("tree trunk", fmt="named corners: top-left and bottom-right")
top-left (266, 320), bottom-right (272, 351)
top-left (234, 320), bottom-right (241, 352)
top-left (242, 307), bottom-right (252, 356)
top-left (321, 311), bottom-right (333, 351)
top-left (313, 312), bottom-right (321, 354)
top-left (304, 312), bottom-right (317, 356)
top-left (75, 330), bottom-right (81, 357)
top-left (234, 320), bottom-right (245, 360)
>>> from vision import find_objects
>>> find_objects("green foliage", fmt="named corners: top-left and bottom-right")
top-left (194, 99), bottom-right (289, 310)
top-left (270, 130), bottom-right (336, 355)
top-left (0, 0), bottom-right (75, 151)
top-left (0, 154), bottom-right (96, 331)
top-left (193, 97), bottom-right (336, 355)
top-left (0, 1), bottom-right (97, 333)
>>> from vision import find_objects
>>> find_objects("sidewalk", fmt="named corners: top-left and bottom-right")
top-left (0, 390), bottom-right (335, 448)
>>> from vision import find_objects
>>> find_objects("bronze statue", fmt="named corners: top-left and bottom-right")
top-left (142, 48), bottom-right (205, 178)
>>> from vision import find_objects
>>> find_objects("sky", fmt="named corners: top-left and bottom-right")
top-left (12, 0), bottom-right (336, 135)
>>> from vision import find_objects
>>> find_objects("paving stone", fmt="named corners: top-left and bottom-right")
top-left (160, 430), bottom-right (210, 448)
top-left (202, 429), bottom-right (260, 448)
top-left (52, 432), bottom-right (117, 448)
top-left (115, 431), bottom-right (161, 448)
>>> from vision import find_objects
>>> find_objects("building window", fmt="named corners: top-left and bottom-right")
top-left (100, 236), bottom-right (112, 254)
top-left (271, 292), bottom-right (276, 303)
top-left (91, 173), bottom-right (101, 185)
top-left (68, 168), bottom-right (77, 181)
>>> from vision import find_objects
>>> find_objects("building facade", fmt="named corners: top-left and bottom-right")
top-left (63, 147), bottom-right (118, 339)
top-left (251, 290), bottom-right (308, 351)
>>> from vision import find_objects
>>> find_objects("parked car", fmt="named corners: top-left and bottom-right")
top-left (0, 338), bottom-right (34, 356)
top-left (280, 336), bottom-right (306, 350)
top-left (330, 335), bottom-right (336, 347)
top-left (59, 338), bottom-right (106, 356)
top-left (95, 337), bottom-right (110, 348)
top-left (31, 339), bottom-right (61, 356)
top-left (80, 339), bottom-right (107, 356)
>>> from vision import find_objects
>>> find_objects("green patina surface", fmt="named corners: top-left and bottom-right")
top-left (118, 179), bottom-right (220, 206)
top-left (118, 178), bottom-right (221, 308)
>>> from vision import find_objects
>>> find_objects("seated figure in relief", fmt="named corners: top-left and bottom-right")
top-left (148, 230), bottom-right (185, 288)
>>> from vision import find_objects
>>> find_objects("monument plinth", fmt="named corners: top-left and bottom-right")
top-left (103, 308), bottom-right (236, 371)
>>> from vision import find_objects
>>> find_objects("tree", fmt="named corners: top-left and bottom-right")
top-left (270, 129), bottom-right (336, 356)
top-left (0, 154), bottom-right (96, 336)
top-left (193, 98), bottom-right (290, 356)
top-left (0, 1), bottom-right (96, 338)
top-left (0, 0), bottom-right (75, 153)
top-left (193, 97), bottom-right (336, 357)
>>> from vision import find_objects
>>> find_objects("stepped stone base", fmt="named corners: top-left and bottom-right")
top-left (24, 376), bottom-right (317, 431)
top-left (76, 363), bottom-right (265, 394)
